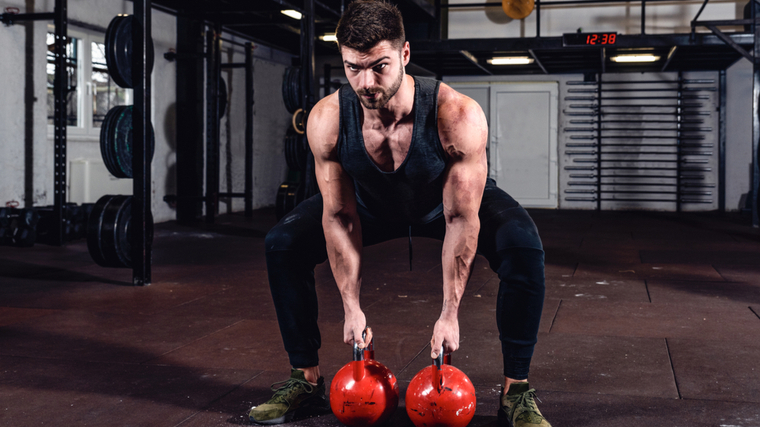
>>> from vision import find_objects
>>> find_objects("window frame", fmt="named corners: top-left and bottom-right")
top-left (46, 26), bottom-right (132, 142)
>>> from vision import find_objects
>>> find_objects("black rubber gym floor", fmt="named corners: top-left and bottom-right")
top-left (1, 208), bottom-right (759, 426)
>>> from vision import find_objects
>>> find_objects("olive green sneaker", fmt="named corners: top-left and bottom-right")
top-left (248, 369), bottom-right (330, 425)
top-left (498, 382), bottom-right (552, 427)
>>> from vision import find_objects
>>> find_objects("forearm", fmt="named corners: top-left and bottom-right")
top-left (323, 212), bottom-right (363, 313)
top-left (440, 215), bottom-right (480, 320)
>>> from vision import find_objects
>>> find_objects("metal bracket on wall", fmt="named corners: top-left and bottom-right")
top-left (692, 19), bottom-right (760, 63)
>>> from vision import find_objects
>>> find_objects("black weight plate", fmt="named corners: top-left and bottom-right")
top-left (285, 129), bottom-right (297, 171)
top-left (219, 77), bottom-right (228, 118)
top-left (106, 15), bottom-right (155, 89)
top-left (287, 182), bottom-right (303, 213)
top-left (100, 195), bottom-right (130, 268)
top-left (87, 195), bottom-right (153, 268)
top-left (292, 67), bottom-right (301, 112)
top-left (296, 133), bottom-right (308, 171)
top-left (275, 182), bottom-right (302, 220)
top-left (282, 67), bottom-right (296, 114)
top-left (87, 195), bottom-right (113, 267)
top-left (102, 106), bottom-right (156, 179)
top-left (287, 67), bottom-right (295, 112)
top-left (100, 106), bottom-right (125, 178)
top-left (104, 16), bottom-right (124, 85)
top-left (275, 182), bottom-right (288, 220)
top-left (115, 106), bottom-right (156, 178)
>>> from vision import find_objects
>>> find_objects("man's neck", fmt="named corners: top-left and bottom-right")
top-left (362, 74), bottom-right (415, 128)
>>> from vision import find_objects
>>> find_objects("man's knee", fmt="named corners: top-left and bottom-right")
top-left (494, 211), bottom-right (543, 253)
top-left (265, 225), bottom-right (295, 253)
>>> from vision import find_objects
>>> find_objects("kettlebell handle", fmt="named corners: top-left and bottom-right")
top-left (352, 328), bottom-right (372, 361)
top-left (433, 346), bottom-right (452, 368)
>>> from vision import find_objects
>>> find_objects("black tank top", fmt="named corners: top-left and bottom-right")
top-left (337, 76), bottom-right (447, 224)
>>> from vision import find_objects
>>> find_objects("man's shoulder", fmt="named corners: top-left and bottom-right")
top-left (311, 90), bottom-right (341, 121)
top-left (307, 91), bottom-right (341, 156)
top-left (436, 82), bottom-right (484, 120)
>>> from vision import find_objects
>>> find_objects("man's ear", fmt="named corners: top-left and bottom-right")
top-left (401, 41), bottom-right (410, 66)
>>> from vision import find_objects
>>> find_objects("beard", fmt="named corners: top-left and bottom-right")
top-left (356, 62), bottom-right (405, 110)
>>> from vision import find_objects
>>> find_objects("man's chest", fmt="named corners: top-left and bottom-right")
top-left (362, 123), bottom-right (415, 172)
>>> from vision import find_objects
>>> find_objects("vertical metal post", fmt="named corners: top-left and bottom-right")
top-left (434, 0), bottom-right (442, 40)
top-left (323, 63), bottom-right (331, 98)
top-left (641, 0), bottom-right (646, 34)
top-left (244, 42), bottom-right (254, 218)
top-left (175, 15), bottom-right (205, 223)
top-left (596, 74), bottom-right (602, 211)
top-left (536, 0), bottom-right (541, 38)
top-left (302, 0), bottom-right (318, 198)
top-left (132, 0), bottom-right (152, 286)
top-left (676, 72), bottom-right (683, 212)
top-left (753, 4), bottom-right (760, 226)
top-left (301, 0), bottom-right (315, 110)
top-left (719, 70), bottom-right (726, 213)
top-left (205, 25), bottom-right (222, 223)
top-left (53, 0), bottom-right (67, 246)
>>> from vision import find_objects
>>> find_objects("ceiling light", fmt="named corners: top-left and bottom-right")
top-left (487, 56), bottom-right (534, 65)
top-left (610, 54), bottom-right (660, 63)
top-left (281, 9), bottom-right (302, 20)
top-left (320, 33), bottom-right (337, 42)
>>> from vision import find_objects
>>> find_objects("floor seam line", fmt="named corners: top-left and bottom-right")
top-left (664, 338), bottom-right (682, 400)
top-left (548, 300), bottom-right (562, 333)
top-left (397, 342), bottom-right (431, 376)
top-left (644, 279), bottom-right (652, 303)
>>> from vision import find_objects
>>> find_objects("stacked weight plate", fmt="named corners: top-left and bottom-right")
top-left (104, 15), bottom-right (154, 89)
top-left (89, 14), bottom-right (155, 268)
top-left (87, 195), bottom-right (154, 268)
top-left (100, 106), bottom-right (156, 179)
top-left (276, 66), bottom-right (309, 220)
top-left (282, 66), bottom-right (302, 114)
top-left (284, 127), bottom-right (308, 172)
top-left (275, 182), bottom-right (305, 221)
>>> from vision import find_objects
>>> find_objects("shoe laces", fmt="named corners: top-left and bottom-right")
top-left (507, 388), bottom-right (543, 418)
top-left (268, 377), bottom-right (315, 406)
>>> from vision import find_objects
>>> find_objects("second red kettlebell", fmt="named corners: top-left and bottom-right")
top-left (406, 348), bottom-right (477, 427)
top-left (330, 332), bottom-right (399, 426)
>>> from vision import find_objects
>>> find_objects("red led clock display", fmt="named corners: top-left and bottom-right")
top-left (586, 33), bottom-right (616, 45)
top-left (562, 32), bottom-right (618, 47)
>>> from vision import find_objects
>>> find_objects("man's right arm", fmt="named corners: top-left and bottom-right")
top-left (307, 94), bottom-right (371, 348)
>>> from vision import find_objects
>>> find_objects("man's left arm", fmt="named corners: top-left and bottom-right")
top-left (431, 90), bottom-right (489, 359)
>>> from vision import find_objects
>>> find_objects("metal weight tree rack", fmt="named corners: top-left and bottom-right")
top-left (133, 0), bottom-right (152, 285)
top-left (563, 74), bottom-right (718, 210)
top-left (164, 31), bottom-right (256, 224)
top-left (301, 0), bottom-right (319, 200)
top-left (202, 32), bottom-right (256, 224)
top-left (1, 0), bottom-right (68, 246)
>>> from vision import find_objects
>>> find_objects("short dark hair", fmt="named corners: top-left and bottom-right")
top-left (336, 0), bottom-right (405, 52)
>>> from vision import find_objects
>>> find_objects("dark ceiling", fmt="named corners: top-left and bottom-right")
top-left (151, 0), bottom-right (438, 57)
top-left (149, 0), bottom-right (750, 76)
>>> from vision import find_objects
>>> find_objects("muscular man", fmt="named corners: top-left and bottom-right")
top-left (250, 1), bottom-right (550, 426)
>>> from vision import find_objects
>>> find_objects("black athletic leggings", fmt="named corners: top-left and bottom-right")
top-left (264, 179), bottom-right (545, 379)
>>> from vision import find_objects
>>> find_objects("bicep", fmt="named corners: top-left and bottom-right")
top-left (314, 155), bottom-right (357, 217)
top-left (442, 148), bottom-right (487, 220)
top-left (306, 102), bottom-right (357, 218)
top-left (441, 106), bottom-right (488, 220)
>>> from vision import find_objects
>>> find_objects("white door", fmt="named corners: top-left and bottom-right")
top-left (490, 83), bottom-right (558, 208)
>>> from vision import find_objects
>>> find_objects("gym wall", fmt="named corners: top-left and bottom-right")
top-left (447, 0), bottom-right (744, 38)
top-left (0, 0), bottom-right (294, 223)
top-left (444, 0), bottom-right (753, 212)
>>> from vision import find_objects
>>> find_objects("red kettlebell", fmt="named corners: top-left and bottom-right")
top-left (330, 332), bottom-right (399, 426)
top-left (406, 347), bottom-right (477, 427)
